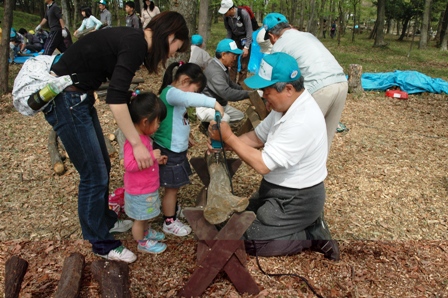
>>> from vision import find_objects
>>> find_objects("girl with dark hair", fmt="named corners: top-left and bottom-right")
top-left (152, 62), bottom-right (224, 237)
top-left (74, 6), bottom-right (103, 37)
top-left (45, 11), bottom-right (190, 263)
top-left (124, 92), bottom-right (168, 255)
top-left (141, 0), bottom-right (160, 28)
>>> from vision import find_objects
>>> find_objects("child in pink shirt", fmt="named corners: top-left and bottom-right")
top-left (124, 92), bottom-right (168, 254)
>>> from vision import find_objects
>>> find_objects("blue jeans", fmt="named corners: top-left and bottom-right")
top-left (44, 91), bottom-right (121, 254)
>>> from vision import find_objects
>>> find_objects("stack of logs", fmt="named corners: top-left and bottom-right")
top-left (47, 78), bottom-right (143, 175)
top-left (5, 254), bottom-right (131, 298)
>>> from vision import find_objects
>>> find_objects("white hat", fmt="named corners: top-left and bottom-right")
top-left (218, 0), bottom-right (233, 14)
top-left (256, 28), bottom-right (273, 54)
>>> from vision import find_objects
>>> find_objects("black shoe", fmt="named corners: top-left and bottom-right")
top-left (311, 240), bottom-right (340, 261)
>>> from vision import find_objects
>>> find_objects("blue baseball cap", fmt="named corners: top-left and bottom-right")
top-left (263, 13), bottom-right (288, 40)
top-left (216, 39), bottom-right (243, 55)
top-left (191, 34), bottom-right (203, 46)
top-left (98, 0), bottom-right (107, 5)
top-left (244, 52), bottom-right (301, 89)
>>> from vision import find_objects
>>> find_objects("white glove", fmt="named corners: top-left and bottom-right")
top-left (35, 25), bottom-right (41, 32)
top-left (62, 29), bottom-right (67, 38)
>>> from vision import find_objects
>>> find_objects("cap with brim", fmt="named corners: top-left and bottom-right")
top-left (244, 52), bottom-right (301, 89)
top-left (216, 39), bottom-right (243, 55)
top-left (191, 34), bottom-right (203, 46)
top-left (263, 13), bottom-right (288, 40)
top-left (98, 0), bottom-right (107, 5)
top-left (218, 0), bottom-right (233, 14)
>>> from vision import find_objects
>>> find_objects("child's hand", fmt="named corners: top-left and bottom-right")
top-left (158, 155), bottom-right (168, 165)
top-left (188, 135), bottom-right (196, 148)
top-left (153, 149), bottom-right (161, 159)
top-left (214, 102), bottom-right (225, 120)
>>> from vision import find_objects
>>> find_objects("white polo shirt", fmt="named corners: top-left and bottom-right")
top-left (255, 89), bottom-right (328, 189)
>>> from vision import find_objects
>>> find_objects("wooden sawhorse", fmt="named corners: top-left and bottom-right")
top-left (178, 156), bottom-right (260, 297)
top-left (178, 208), bottom-right (259, 297)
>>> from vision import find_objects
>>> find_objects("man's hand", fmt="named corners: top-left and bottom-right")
top-left (242, 47), bottom-right (249, 58)
top-left (62, 28), bottom-right (67, 38)
top-left (208, 120), bottom-right (234, 144)
top-left (35, 25), bottom-right (41, 32)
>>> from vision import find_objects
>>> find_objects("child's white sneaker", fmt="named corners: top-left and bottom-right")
top-left (97, 245), bottom-right (137, 263)
top-left (163, 218), bottom-right (191, 236)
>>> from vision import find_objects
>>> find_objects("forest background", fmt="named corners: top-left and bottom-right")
top-left (0, 0), bottom-right (447, 297)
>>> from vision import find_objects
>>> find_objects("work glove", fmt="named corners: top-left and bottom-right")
top-left (35, 25), bottom-right (41, 32)
top-left (62, 28), bottom-right (67, 38)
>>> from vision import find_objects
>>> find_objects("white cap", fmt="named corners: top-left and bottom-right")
top-left (256, 28), bottom-right (273, 54)
top-left (218, 0), bottom-right (233, 14)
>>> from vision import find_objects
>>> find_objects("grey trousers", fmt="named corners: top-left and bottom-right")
top-left (243, 179), bottom-right (326, 257)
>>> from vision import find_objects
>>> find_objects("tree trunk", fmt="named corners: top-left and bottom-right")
top-left (5, 256), bottom-right (29, 298)
top-left (197, 0), bottom-right (212, 50)
top-left (348, 64), bottom-right (364, 94)
top-left (60, 0), bottom-right (70, 29)
top-left (54, 253), bottom-right (85, 298)
top-left (419, 0), bottom-right (431, 49)
top-left (398, 18), bottom-right (410, 41)
top-left (439, 2), bottom-right (448, 49)
top-left (0, 0), bottom-right (14, 95)
top-left (169, 0), bottom-right (197, 62)
top-left (307, 0), bottom-right (317, 35)
top-left (373, 0), bottom-right (387, 47)
top-left (91, 260), bottom-right (131, 298)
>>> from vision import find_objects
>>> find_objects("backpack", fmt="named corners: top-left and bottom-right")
top-left (238, 6), bottom-right (259, 31)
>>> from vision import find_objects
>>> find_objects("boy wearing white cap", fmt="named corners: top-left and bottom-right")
top-left (196, 38), bottom-right (250, 123)
top-left (209, 52), bottom-right (340, 260)
top-left (218, 0), bottom-right (253, 85)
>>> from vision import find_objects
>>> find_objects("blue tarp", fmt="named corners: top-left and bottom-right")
top-left (9, 51), bottom-right (41, 64)
top-left (362, 70), bottom-right (448, 94)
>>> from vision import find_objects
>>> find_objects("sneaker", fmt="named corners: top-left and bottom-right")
top-left (144, 228), bottom-right (165, 241)
top-left (138, 240), bottom-right (167, 254)
top-left (163, 218), bottom-right (191, 236)
top-left (109, 219), bottom-right (133, 233)
top-left (97, 245), bottom-right (137, 263)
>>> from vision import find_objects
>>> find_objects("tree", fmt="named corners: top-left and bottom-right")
top-left (169, 0), bottom-right (197, 62)
top-left (373, 0), bottom-right (387, 46)
top-left (418, 0), bottom-right (431, 49)
top-left (0, 0), bottom-right (14, 95)
top-left (197, 0), bottom-right (213, 50)
top-left (439, 2), bottom-right (448, 50)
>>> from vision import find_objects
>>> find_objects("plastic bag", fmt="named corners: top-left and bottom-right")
top-left (108, 187), bottom-right (125, 217)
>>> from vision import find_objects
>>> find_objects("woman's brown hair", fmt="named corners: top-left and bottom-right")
top-left (144, 11), bottom-right (190, 73)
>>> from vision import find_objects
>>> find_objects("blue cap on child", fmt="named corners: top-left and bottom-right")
top-left (191, 34), bottom-right (203, 46)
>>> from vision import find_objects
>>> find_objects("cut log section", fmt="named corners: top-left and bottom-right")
top-left (91, 260), bottom-right (131, 298)
top-left (5, 255), bottom-right (29, 298)
top-left (48, 129), bottom-right (65, 175)
top-left (54, 253), bottom-right (85, 298)
top-left (104, 135), bottom-right (117, 157)
top-left (348, 64), bottom-right (364, 94)
top-left (114, 128), bottom-right (126, 160)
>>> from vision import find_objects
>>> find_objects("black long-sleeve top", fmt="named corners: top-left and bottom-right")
top-left (51, 27), bottom-right (147, 104)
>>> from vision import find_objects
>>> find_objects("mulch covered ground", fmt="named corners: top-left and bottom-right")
top-left (0, 68), bottom-right (447, 297)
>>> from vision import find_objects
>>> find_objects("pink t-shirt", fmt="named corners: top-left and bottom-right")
top-left (123, 135), bottom-right (159, 195)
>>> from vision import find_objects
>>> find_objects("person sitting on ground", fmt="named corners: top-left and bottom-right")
top-left (196, 38), bottom-right (250, 123)
top-left (124, 91), bottom-right (168, 255)
top-left (141, 0), bottom-right (160, 29)
top-left (125, 1), bottom-right (140, 28)
top-left (18, 28), bottom-right (43, 53)
top-left (262, 13), bottom-right (348, 153)
top-left (208, 52), bottom-right (340, 260)
top-left (74, 6), bottom-right (103, 38)
top-left (98, 0), bottom-right (112, 28)
top-left (188, 34), bottom-right (212, 70)
top-left (9, 29), bottom-right (26, 63)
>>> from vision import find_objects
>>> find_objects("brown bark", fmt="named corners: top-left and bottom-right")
top-left (114, 128), bottom-right (126, 160)
top-left (104, 135), bottom-right (117, 157)
top-left (348, 64), bottom-right (364, 94)
top-left (0, 0), bottom-right (14, 94)
top-left (48, 129), bottom-right (65, 175)
top-left (91, 260), bottom-right (131, 298)
top-left (54, 253), bottom-right (85, 298)
top-left (5, 256), bottom-right (29, 298)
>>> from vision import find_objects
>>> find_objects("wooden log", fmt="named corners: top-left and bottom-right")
top-left (114, 128), bottom-right (126, 160)
top-left (97, 78), bottom-right (144, 91)
top-left (348, 64), bottom-right (364, 94)
top-left (104, 135), bottom-right (117, 157)
top-left (245, 106), bottom-right (262, 128)
top-left (48, 129), bottom-right (65, 175)
top-left (54, 253), bottom-right (85, 298)
top-left (91, 260), bottom-right (131, 298)
top-left (5, 255), bottom-right (29, 298)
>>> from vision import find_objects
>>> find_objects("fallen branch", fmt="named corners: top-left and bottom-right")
top-left (5, 255), bottom-right (28, 298)
top-left (54, 253), bottom-right (85, 298)
top-left (48, 129), bottom-right (65, 175)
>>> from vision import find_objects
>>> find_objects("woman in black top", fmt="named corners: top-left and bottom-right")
top-left (45, 11), bottom-right (189, 263)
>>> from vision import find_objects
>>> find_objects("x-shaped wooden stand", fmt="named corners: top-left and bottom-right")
top-left (178, 208), bottom-right (259, 297)
top-left (178, 156), bottom-right (260, 297)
